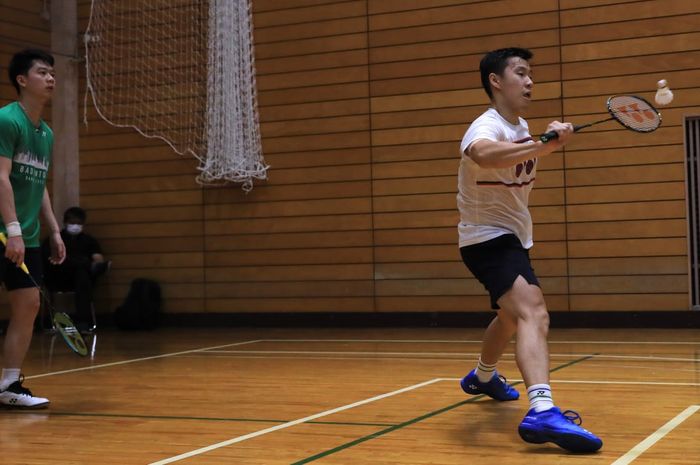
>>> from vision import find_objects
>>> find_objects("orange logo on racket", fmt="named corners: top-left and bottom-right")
top-left (616, 103), bottom-right (656, 122)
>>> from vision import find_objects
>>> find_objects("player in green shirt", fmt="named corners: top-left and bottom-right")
top-left (0, 49), bottom-right (66, 408)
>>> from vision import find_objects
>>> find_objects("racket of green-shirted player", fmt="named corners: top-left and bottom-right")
top-left (0, 232), bottom-right (88, 356)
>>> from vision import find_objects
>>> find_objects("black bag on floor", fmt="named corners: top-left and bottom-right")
top-left (115, 278), bottom-right (161, 330)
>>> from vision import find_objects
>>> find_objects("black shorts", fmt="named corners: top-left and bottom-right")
top-left (0, 246), bottom-right (43, 291)
top-left (460, 234), bottom-right (540, 310)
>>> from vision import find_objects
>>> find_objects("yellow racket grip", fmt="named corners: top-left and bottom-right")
top-left (0, 232), bottom-right (30, 275)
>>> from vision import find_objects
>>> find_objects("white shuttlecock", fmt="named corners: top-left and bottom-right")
top-left (655, 79), bottom-right (673, 106)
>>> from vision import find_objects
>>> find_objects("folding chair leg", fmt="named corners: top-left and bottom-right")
top-left (89, 301), bottom-right (98, 332)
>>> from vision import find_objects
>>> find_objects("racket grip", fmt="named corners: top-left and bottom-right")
top-left (0, 232), bottom-right (30, 275)
top-left (540, 124), bottom-right (586, 143)
top-left (539, 131), bottom-right (558, 143)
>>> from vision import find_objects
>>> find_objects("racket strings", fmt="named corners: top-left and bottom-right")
top-left (53, 313), bottom-right (88, 354)
top-left (608, 96), bottom-right (661, 132)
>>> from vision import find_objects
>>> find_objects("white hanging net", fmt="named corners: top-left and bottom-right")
top-left (84, 0), bottom-right (268, 191)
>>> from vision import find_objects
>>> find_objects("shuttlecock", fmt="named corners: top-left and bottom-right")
top-left (655, 79), bottom-right (673, 106)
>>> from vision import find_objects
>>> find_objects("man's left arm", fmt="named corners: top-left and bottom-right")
top-left (41, 188), bottom-right (66, 264)
top-left (87, 234), bottom-right (104, 263)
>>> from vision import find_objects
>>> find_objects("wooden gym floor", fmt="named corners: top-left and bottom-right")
top-left (1, 327), bottom-right (698, 464)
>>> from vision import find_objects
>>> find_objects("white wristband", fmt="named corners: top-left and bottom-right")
top-left (6, 221), bottom-right (22, 238)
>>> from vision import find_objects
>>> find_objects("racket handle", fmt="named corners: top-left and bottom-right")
top-left (539, 131), bottom-right (558, 143)
top-left (539, 124), bottom-right (586, 143)
top-left (0, 232), bottom-right (30, 275)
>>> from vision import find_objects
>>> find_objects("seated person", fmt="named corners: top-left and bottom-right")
top-left (42, 207), bottom-right (109, 328)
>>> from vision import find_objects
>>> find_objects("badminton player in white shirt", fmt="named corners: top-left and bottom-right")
top-left (457, 47), bottom-right (602, 453)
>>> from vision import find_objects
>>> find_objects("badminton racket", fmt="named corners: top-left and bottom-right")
top-left (0, 232), bottom-right (88, 357)
top-left (540, 95), bottom-right (661, 143)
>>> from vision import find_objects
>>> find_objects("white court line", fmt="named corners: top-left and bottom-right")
top-left (202, 350), bottom-right (700, 363)
top-left (253, 338), bottom-right (700, 345)
top-left (578, 362), bottom-right (700, 374)
top-left (148, 378), bottom-right (443, 465)
top-left (182, 354), bottom-right (700, 372)
top-left (204, 350), bottom-right (484, 357)
top-left (180, 354), bottom-right (521, 363)
top-left (611, 405), bottom-right (700, 465)
top-left (439, 378), bottom-right (700, 387)
top-left (26, 340), bottom-right (263, 380)
top-left (552, 380), bottom-right (700, 387)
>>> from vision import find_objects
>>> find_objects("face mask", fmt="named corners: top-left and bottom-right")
top-left (66, 224), bottom-right (83, 235)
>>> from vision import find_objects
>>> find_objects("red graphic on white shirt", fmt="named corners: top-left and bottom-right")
top-left (515, 159), bottom-right (535, 178)
top-left (476, 136), bottom-right (536, 187)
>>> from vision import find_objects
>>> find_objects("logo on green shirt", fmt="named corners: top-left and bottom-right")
top-left (15, 150), bottom-right (49, 184)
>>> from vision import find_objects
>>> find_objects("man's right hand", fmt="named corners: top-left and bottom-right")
top-left (544, 120), bottom-right (575, 147)
top-left (5, 235), bottom-right (25, 268)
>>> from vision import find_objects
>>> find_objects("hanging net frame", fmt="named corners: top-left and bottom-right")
top-left (84, 0), bottom-right (268, 191)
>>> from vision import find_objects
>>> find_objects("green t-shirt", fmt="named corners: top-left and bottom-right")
top-left (0, 101), bottom-right (53, 247)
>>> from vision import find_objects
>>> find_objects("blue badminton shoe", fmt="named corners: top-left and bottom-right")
top-left (460, 369), bottom-right (520, 401)
top-left (518, 407), bottom-right (603, 453)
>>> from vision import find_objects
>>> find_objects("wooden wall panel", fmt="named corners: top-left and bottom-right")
top-left (200, 0), bottom-right (373, 314)
top-left (560, 0), bottom-right (698, 311)
top-left (74, 0), bottom-right (205, 315)
top-left (26, 0), bottom-right (694, 318)
top-left (368, 1), bottom-right (568, 312)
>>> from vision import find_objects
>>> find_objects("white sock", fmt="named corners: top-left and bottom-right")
top-left (475, 357), bottom-right (497, 382)
top-left (0, 368), bottom-right (21, 391)
top-left (527, 384), bottom-right (554, 412)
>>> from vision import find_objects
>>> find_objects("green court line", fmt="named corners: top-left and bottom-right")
top-left (291, 354), bottom-right (597, 465)
top-left (311, 420), bottom-right (398, 427)
top-left (12, 411), bottom-right (397, 428)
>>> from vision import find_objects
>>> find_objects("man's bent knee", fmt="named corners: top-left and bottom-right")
top-left (497, 276), bottom-right (547, 318)
top-left (9, 288), bottom-right (41, 318)
top-left (521, 303), bottom-right (549, 332)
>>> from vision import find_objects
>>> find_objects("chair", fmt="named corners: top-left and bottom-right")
top-left (39, 260), bottom-right (110, 334)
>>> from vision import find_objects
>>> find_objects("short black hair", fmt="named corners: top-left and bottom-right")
top-left (8, 48), bottom-right (54, 95)
top-left (64, 206), bottom-right (87, 223)
top-left (479, 47), bottom-right (533, 100)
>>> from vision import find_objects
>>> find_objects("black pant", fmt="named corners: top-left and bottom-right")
top-left (460, 234), bottom-right (540, 310)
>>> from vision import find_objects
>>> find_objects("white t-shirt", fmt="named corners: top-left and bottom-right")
top-left (457, 107), bottom-right (537, 249)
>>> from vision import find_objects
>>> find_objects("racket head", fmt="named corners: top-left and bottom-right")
top-left (53, 312), bottom-right (88, 357)
top-left (607, 95), bottom-right (661, 133)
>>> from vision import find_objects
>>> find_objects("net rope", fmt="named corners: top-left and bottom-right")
top-left (84, 0), bottom-right (268, 191)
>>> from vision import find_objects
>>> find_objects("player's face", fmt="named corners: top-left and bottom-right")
top-left (18, 60), bottom-right (55, 101)
top-left (496, 57), bottom-right (533, 110)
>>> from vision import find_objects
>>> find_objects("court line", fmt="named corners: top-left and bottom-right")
top-left (439, 378), bottom-right (700, 387)
top-left (291, 354), bottom-right (596, 464)
top-left (577, 362), bottom-right (700, 374)
top-left (182, 354), bottom-right (700, 373)
top-left (13, 411), bottom-right (396, 428)
top-left (180, 354), bottom-right (519, 363)
top-left (147, 378), bottom-right (445, 465)
top-left (252, 338), bottom-right (700, 345)
top-left (26, 340), bottom-right (263, 380)
top-left (201, 349), bottom-right (700, 362)
top-left (610, 405), bottom-right (700, 465)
